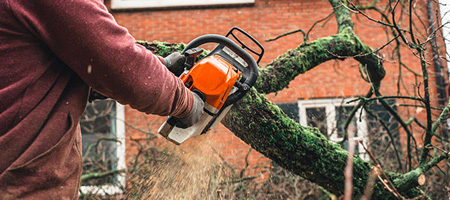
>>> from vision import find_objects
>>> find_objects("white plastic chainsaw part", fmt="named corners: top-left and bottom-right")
top-left (159, 111), bottom-right (212, 145)
top-left (209, 105), bottom-right (232, 130)
top-left (158, 103), bottom-right (233, 145)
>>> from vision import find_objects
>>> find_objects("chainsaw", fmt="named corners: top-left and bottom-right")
top-left (158, 27), bottom-right (264, 145)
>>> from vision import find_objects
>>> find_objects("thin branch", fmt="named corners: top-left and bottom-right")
top-left (393, 152), bottom-right (450, 192)
top-left (418, 50), bottom-right (434, 165)
top-left (373, 85), bottom-right (418, 171)
top-left (409, 0), bottom-right (418, 45)
top-left (239, 147), bottom-right (253, 178)
top-left (83, 137), bottom-right (122, 161)
top-left (340, 89), bottom-right (373, 143)
top-left (306, 12), bottom-right (336, 40)
top-left (347, 0), bottom-right (396, 27)
top-left (81, 169), bottom-right (124, 182)
top-left (364, 104), bottom-right (403, 171)
top-left (360, 166), bottom-right (378, 200)
top-left (325, 34), bottom-right (399, 60)
top-left (400, 62), bottom-right (423, 76)
top-left (210, 145), bottom-right (236, 175)
top-left (431, 99), bottom-right (450, 136)
top-left (389, 0), bottom-right (410, 45)
top-left (360, 141), bottom-right (405, 199)
top-left (398, 104), bottom-right (444, 111)
top-left (348, 95), bottom-right (425, 104)
top-left (265, 29), bottom-right (306, 43)
top-left (344, 127), bottom-right (357, 200)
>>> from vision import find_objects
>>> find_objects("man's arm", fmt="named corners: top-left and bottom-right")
top-left (8, 0), bottom-right (193, 117)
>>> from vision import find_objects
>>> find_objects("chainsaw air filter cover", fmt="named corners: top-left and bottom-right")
top-left (180, 55), bottom-right (240, 111)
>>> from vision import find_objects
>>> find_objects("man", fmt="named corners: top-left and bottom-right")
top-left (0, 0), bottom-right (203, 199)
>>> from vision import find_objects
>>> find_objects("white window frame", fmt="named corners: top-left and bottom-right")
top-left (439, 1), bottom-right (450, 129)
top-left (80, 102), bottom-right (126, 195)
top-left (298, 98), bottom-right (369, 160)
top-left (439, 0), bottom-right (450, 77)
top-left (111, 0), bottom-right (255, 10)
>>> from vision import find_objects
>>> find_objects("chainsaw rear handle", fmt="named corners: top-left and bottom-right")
top-left (181, 34), bottom-right (259, 107)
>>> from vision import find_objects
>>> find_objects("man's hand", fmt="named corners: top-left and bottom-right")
top-left (175, 91), bottom-right (204, 128)
top-left (164, 52), bottom-right (186, 76)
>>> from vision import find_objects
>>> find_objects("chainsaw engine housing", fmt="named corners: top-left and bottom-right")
top-left (158, 27), bottom-right (264, 144)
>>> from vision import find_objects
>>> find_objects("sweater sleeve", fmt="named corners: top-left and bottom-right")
top-left (8, 0), bottom-right (193, 117)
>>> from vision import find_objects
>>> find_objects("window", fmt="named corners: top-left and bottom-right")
top-left (111, 0), bottom-right (255, 10)
top-left (277, 103), bottom-right (300, 123)
top-left (277, 99), bottom-right (369, 160)
top-left (364, 99), bottom-right (401, 171)
top-left (79, 100), bottom-right (126, 196)
top-left (298, 98), bottom-right (368, 160)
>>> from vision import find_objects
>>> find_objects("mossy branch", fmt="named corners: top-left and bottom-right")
top-left (393, 153), bottom-right (449, 192)
top-left (81, 169), bottom-right (124, 182)
top-left (222, 88), bottom-right (371, 197)
top-left (431, 99), bottom-right (450, 136)
top-left (221, 88), bottom-right (421, 199)
top-left (141, 38), bottom-right (413, 200)
top-left (138, 0), bottom-right (436, 195)
top-left (329, 0), bottom-right (354, 34)
top-left (256, 33), bottom-right (385, 94)
top-left (82, 137), bottom-right (122, 161)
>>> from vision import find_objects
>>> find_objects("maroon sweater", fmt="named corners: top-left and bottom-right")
top-left (0, 0), bottom-right (193, 198)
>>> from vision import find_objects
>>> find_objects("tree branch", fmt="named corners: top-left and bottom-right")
top-left (393, 153), bottom-right (449, 192)
top-left (256, 33), bottom-right (385, 94)
top-left (81, 169), bottom-right (124, 182)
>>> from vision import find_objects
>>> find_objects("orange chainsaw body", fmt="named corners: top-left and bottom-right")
top-left (158, 27), bottom-right (264, 145)
top-left (180, 55), bottom-right (241, 110)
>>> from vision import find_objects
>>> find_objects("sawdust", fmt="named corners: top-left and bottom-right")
top-left (126, 135), bottom-right (229, 200)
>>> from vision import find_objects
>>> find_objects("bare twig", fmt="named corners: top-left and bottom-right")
top-left (83, 137), bottom-right (122, 161)
top-left (265, 29), bottom-right (306, 43)
top-left (360, 166), bottom-right (378, 200)
top-left (347, 0), bottom-right (396, 27)
top-left (239, 147), bottom-right (253, 178)
top-left (360, 141), bottom-right (405, 199)
top-left (363, 104), bottom-right (403, 171)
top-left (306, 11), bottom-right (336, 40)
top-left (339, 89), bottom-right (373, 143)
top-left (344, 130), bottom-right (357, 199)
top-left (347, 95), bottom-right (425, 104)
top-left (372, 85), bottom-right (419, 171)
top-left (418, 50), bottom-right (434, 165)
top-left (210, 145), bottom-right (236, 174)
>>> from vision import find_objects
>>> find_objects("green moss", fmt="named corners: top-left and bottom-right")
top-left (133, 0), bottom-right (414, 197)
top-left (255, 33), bottom-right (384, 94)
top-left (220, 87), bottom-right (425, 198)
top-left (136, 40), bottom-right (209, 58)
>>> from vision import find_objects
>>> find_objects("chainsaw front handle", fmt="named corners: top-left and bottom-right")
top-left (181, 34), bottom-right (259, 107)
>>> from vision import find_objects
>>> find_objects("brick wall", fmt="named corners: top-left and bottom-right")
top-left (105, 0), bottom-right (447, 178)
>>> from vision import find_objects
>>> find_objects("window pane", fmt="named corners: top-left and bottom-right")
top-left (299, 98), bottom-right (369, 161)
top-left (80, 100), bottom-right (118, 186)
top-left (335, 106), bottom-right (357, 138)
top-left (366, 99), bottom-right (401, 171)
top-left (278, 103), bottom-right (299, 122)
top-left (306, 107), bottom-right (327, 137)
